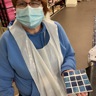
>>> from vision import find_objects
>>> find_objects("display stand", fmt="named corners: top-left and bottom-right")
top-left (0, 0), bottom-right (15, 27)
top-left (86, 62), bottom-right (96, 96)
top-left (48, 0), bottom-right (65, 16)
top-left (86, 16), bottom-right (96, 96)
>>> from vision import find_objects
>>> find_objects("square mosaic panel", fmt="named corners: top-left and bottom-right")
top-left (63, 69), bottom-right (93, 95)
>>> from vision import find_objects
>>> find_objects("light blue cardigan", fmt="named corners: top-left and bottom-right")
top-left (0, 20), bottom-right (76, 96)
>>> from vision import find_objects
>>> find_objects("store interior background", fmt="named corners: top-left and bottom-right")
top-left (52, 0), bottom-right (96, 69)
top-left (0, 0), bottom-right (96, 95)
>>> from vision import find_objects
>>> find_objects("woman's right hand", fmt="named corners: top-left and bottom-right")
top-left (68, 92), bottom-right (88, 96)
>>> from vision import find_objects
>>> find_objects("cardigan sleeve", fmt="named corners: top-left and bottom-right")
top-left (55, 22), bottom-right (76, 73)
top-left (0, 32), bottom-right (14, 96)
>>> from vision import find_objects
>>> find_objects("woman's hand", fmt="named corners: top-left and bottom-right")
top-left (68, 92), bottom-right (88, 96)
top-left (76, 92), bottom-right (88, 96)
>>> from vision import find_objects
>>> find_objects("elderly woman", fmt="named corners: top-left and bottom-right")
top-left (0, 0), bottom-right (87, 96)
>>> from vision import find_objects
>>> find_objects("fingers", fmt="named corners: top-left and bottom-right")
top-left (64, 70), bottom-right (74, 72)
top-left (81, 92), bottom-right (88, 96)
top-left (77, 93), bottom-right (81, 96)
top-left (68, 92), bottom-right (88, 96)
top-left (80, 93), bottom-right (86, 96)
top-left (68, 95), bottom-right (72, 96)
top-left (76, 92), bottom-right (88, 96)
top-left (84, 92), bottom-right (88, 96)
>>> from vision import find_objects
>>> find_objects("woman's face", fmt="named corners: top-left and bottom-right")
top-left (16, 0), bottom-right (42, 9)
top-left (15, 0), bottom-right (45, 29)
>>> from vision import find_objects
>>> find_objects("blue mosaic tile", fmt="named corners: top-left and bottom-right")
top-left (76, 76), bottom-right (81, 80)
top-left (70, 76), bottom-right (75, 81)
top-left (80, 69), bottom-right (86, 74)
top-left (63, 69), bottom-right (93, 94)
top-left (85, 85), bottom-right (92, 91)
top-left (64, 72), bottom-right (68, 76)
top-left (69, 71), bottom-right (74, 75)
top-left (82, 75), bottom-right (88, 79)
top-left (64, 77), bottom-right (70, 82)
top-left (66, 88), bottom-right (72, 94)
top-left (78, 81), bottom-right (84, 86)
top-left (84, 80), bottom-right (90, 85)
top-left (72, 82), bottom-right (77, 87)
top-left (79, 86), bottom-right (86, 92)
top-left (73, 87), bottom-right (79, 93)
top-left (75, 70), bottom-right (80, 74)
top-left (65, 82), bottom-right (71, 88)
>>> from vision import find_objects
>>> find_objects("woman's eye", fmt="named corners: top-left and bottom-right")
top-left (19, 3), bottom-right (25, 5)
top-left (17, 2), bottom-right (25, 6)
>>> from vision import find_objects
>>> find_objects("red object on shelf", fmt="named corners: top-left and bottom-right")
top-left (4, 2), bottom-right (13, 8)
top-left (6, 8), bottom-right (16, 21)
top-left (3, 0), bottom-right (13, 8)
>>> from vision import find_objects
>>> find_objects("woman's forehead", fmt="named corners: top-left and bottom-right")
top-left (17, 0), bottom-right (41, 2)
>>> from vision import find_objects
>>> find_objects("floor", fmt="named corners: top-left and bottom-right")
top-left (52, 0), bottom-right (96, 69)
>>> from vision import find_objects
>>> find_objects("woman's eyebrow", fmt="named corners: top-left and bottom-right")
top-left (17, 0), bottom-right (26, 2)
top-left (32, 0), bottom-right (41, 1)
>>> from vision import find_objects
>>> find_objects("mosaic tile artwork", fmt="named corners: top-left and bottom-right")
top-left (63, 69), bottom-right (93, 95)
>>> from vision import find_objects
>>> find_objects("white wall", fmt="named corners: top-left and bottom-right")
top-left (66, 0), bottom-right (77, 7)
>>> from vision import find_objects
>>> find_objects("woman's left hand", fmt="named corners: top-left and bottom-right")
top-left (68, 92), bottom-right (88, 96)
top-left (76, 92), bottom-right (88, 96)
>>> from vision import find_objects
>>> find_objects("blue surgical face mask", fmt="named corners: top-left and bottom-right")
top-left (16, 6), bottom-right (44, 29)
